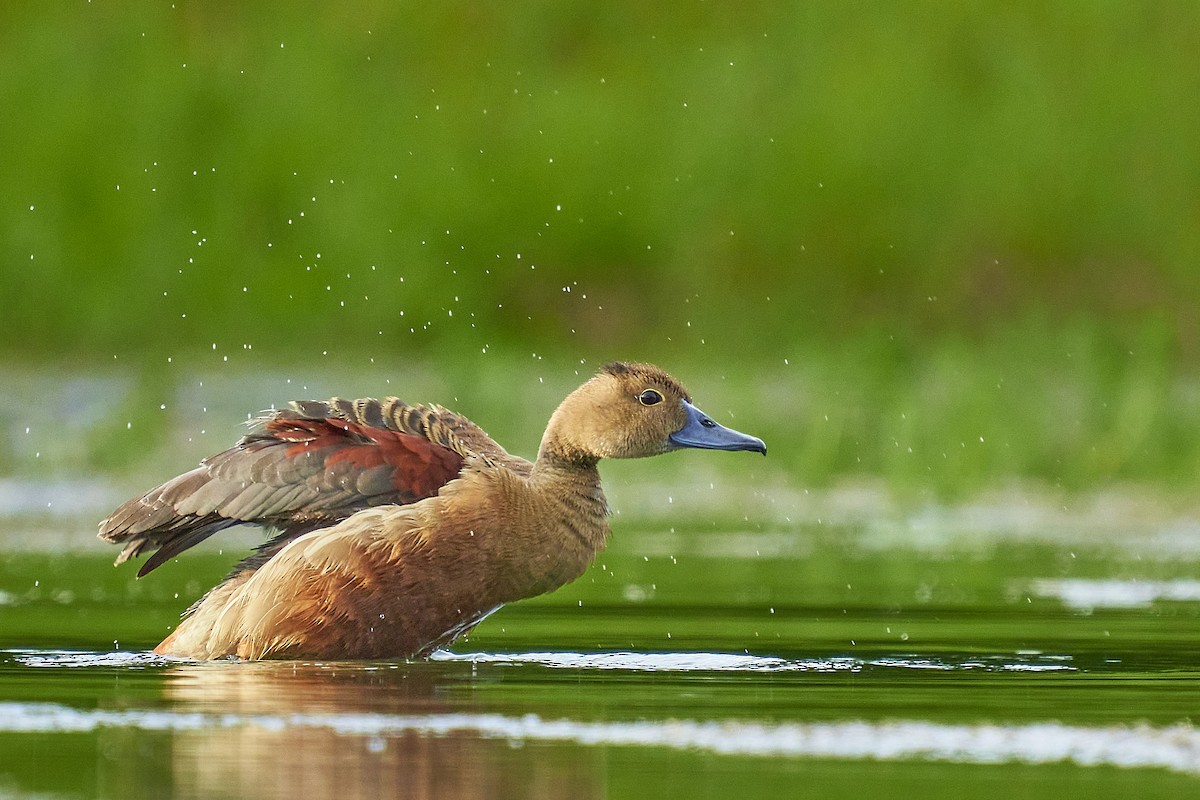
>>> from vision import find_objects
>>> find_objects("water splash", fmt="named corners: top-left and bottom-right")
top-left (7, 650), bottom-right (172, 669)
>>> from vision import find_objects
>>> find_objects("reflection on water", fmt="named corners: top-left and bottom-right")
top-left (11, 645), bottom-right (1180, 800)
top-left (156, 660), bottom-right (600, 800)
top-left (4, 688), bottom-right (1200, 781)
top-left (11, 646), bottom-right (1080, 675)
top-left (6, 478), bottom-right (1200, 797)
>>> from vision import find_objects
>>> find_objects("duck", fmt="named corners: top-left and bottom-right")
top-left (99, 361), bottom-right (766, 661)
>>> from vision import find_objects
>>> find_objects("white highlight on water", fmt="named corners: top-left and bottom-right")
top-left (8, 648), bottom-right (1075, 673)
top-left (432, 650), bottom-right (1074, 673)
top-left (1030, 578), bottom-right (1200, 610)
top-left (0, 701), bottom-right (1195, 775)
top-left (433, 650), bottom-right (819, 672)
top-left (15, 650), bottom-right (171, 668)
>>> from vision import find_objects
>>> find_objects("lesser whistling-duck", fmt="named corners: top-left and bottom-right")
top-left (99, 362), bottom-right (766, 660)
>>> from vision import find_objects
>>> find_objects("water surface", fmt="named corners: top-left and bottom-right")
top-left (2, 487), bottom-right (1199, 798)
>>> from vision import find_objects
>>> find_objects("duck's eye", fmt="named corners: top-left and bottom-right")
top-left (637, 389), bottom-right (664, 406)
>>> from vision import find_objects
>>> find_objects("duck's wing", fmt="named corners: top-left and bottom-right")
top-left (99, 397), bottom-right (528, 577)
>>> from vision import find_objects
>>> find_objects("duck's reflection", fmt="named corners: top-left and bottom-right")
top-left (155, 660), bottom-right (603, 800)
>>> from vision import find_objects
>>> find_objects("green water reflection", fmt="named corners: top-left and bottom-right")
top-left (1, 512), bottom-right (1199, 798)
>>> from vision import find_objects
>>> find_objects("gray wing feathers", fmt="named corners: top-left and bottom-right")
top-left (98, 394), bottom-right (528, 576)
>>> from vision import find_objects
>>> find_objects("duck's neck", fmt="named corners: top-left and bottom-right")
top-left (528, 449), bottom-right (610, 552)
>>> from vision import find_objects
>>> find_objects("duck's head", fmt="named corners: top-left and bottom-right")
top-left (538, 362), bottom-right (766, 463)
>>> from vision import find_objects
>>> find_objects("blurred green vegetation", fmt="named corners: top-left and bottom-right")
top-left (5, 319), bottom-right (1199, 498)
top-left (3, 3), bottom-right (1200, 491)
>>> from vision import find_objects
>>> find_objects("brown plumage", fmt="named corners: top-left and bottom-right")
top-left (99, 362), bottom-right (766, 660)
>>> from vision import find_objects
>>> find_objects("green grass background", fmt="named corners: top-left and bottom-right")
top-left (3, 2), bottom-right (1200, 493)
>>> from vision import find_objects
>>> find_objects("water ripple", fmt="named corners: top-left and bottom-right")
top-left (434, 650), bottom-right (847, 672)
top-left (6, 650), bottom-right (174, 669)
top-left (0, 701), bottom-right (1192, 774)
top-left (433, 650), bottom-right (1075, 673)
top-left (5, 648), bottom-right (1076, 673)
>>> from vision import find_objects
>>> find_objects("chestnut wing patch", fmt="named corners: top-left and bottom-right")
top-left (100, 405), bottom-right (466, 576)
top-left (249, 415), bottom-right (464, 505)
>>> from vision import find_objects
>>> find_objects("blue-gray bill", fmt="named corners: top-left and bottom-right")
top-left (668, 401), bottom-right (767, 455)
